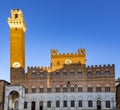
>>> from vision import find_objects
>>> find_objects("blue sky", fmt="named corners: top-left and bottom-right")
top-left (0, 0), bottom-right (120, 82)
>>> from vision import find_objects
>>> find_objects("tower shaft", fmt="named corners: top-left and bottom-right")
top-left (10, 28), bottom-right (25, 68)
top-left (8, 9), bottom-right (26, 69)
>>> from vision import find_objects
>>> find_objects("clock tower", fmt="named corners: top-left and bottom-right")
top-left (8, 9), bottom-right (26, 70)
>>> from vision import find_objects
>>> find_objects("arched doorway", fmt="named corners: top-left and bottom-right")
top-left (9, 91), bottom-right (19, 110)
top-left (39, 101), bottom-right (43, 110)
top-left (97, 100), bottom-right (101, 110)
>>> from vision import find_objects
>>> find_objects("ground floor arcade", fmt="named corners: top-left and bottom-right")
top-left (4, 85), bottom-right (115, 110)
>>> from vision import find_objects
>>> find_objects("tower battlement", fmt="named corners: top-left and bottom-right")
top-left (8, 9), bottom-right (26, 32)
top-left (51, 49), bottom-right (58, 55)
top-left (27, 66), bottom-right (51, 71)
top-left (51, 49), bottom-right (86, 69)
top-left (51, 48), bottom-right (86, 56)
top-left (86, 64), bottom-right (115, 69)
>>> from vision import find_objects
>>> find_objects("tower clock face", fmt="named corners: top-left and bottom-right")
top-left (12, 62), bottom-right (21, 68)
top-left (65, 59), bottom-right (72, 65)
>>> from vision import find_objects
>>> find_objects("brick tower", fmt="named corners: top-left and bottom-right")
top-left (8, 9), bottom-right (26, 83)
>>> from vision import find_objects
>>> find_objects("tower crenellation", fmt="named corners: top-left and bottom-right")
top-left (51, 49), bottom-right (86, 70)
top-left (78, 48), bottom-right (86, 55)
top-left (86, 64), bottom-right (114, 68)
top-left (8, 9), bottom-right (26, 32)
top-left (51, 48), bottom-right (86, 56)
top-left (51, 49), bottom-right (58, 55)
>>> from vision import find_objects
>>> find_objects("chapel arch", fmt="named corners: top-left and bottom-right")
top-left (9, 91), bottom-right (19, 109)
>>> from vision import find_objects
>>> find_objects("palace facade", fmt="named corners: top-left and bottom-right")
top-left (4, 9), bottom-right (116, 110)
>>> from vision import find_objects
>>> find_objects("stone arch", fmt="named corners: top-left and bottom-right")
top-left (56, 85), bottom-right (60, 88)
top-left (96, 96), bottom-right (102, 110)
top-left (70, 85), bottom-right (74, 87)
top-left (63, 70), bottom-right (67, 72)
top-left (78, 85), bottom-right (82, 87)
top-left (63, 85), bottom-right (67, 87)
top-left (88, 84), bottom-right (92, 87)
top-left (96, 69), bottom-right (100, 71)
top-left (40, 70), bottom-right (44, 72)
top-left (54, 96), bottom-right (61, 101)
top-left (40, 85), bottom-right (44, 88)
top-left (9, 91), bottom-right (19, 109)
top-left (78, 69), bottom-right (82, 72)
top-left (70, 70), bottom-right (74, 72)
top-left (62, 95), bottom-right (68, 101)
top-left (77, 96), bottom-right (83, 101)
top-left (56, 70), bottom-right (60, 72)
top-left (38, 96), bottom-right (45, 101)
top-left (30, 96), bottom-right (37, 102)
top-left (7, 88), bottom-right (20, 96)
top-left (105, 84), bottom-right (110, 87)
top-left (32, 70), bottom-right (36, 73)
top-left (46, 96), bottom-right (53, 101)
top-left (105, 68), bottom-right (109, 71)
top-left (104, 96), bottom-right (110, 101)
top-left (69, 95), bottom-right (76, 101)
top-left (95, 95), bottom-right (102, 101)
top-left (88, 69), bottom-right (92, 72)
top-left (104, 96), bottom-right (111, 108)
top-left (96, 84), bottom-right (101, 87)
top-left (87, 95), bottom-right (94, 101)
